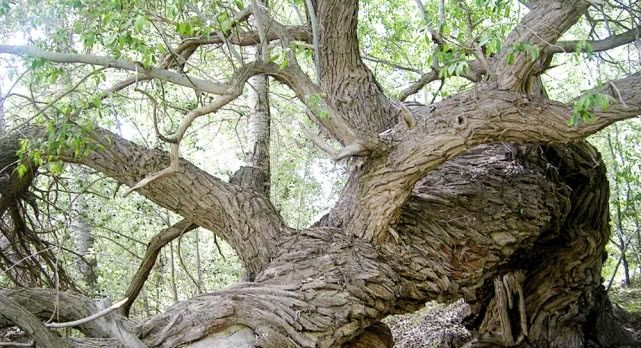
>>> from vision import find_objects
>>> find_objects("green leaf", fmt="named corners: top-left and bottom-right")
top-left (49, 161), bottom-right (64, 175)
top-left (176, 22), bottom-right (193, 36)
top-left (30, 57), bottom-right (47, 69)
top-left (134, 15), bottom-right (147, 33)
top-left (16, 163), bottom-right (28, 177)
top-left (0, 0), bottom-right (10, 16)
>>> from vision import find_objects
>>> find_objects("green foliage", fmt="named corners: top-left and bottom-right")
top-left (305, 93), bottom-right (329, 119)
top-left (0, 0), bottom-right (10, 16)
top-left (609, 286), bottom-right (641, 314)
top-left (505, 42), bottom-right (540, 64)
top-left (569, 89), bottom-right (612, 127)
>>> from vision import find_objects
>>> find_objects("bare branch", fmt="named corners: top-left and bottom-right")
top-left (398, 71), bottom-right (440, 101)
top-left (120, 219), bottom-right (197, 317)
top-left (123, 93), bottom-right (239, 195)
top-left (547, 26), bottom-right (641, 54)
top-left (0, 45), bottom-right (230, 94)
top-left (45, 298), bottom-right (128, 329)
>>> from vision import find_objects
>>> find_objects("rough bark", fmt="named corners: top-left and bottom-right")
top-left (1, 0), bottom-right (640, 347)
top-left (3, 142), bottom-right (637, 347)
top-left (331, 73), bottom-right (641, 244)
top-left (61, 127), bottom-right (286, 278)
top-left (316, 0), bottom-right (399, 134)
top-left (469, 143), bottom-right (636, 346)
top-left (0, 293), bottom-right (72, 348)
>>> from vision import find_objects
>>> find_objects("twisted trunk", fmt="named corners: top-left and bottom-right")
top-left (1, 1), bottom-right (640, 345)
top-left (1, 124), bottom-right (638, 348)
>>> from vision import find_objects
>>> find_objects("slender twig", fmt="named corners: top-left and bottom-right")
top-left (45, 298), bottom-right (128, 328)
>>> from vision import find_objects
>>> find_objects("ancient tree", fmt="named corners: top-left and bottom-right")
top-left (0, 0), bottom-right (640, 347)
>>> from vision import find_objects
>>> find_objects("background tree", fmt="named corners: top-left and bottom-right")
top-left (0, 0), bottom-right (640, 347)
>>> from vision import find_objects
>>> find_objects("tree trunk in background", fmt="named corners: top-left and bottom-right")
top-left (0, 79), bottom-right (5, 133)
top-left (231, 1), bottom-right (271, 197)
top-left (607, 131), bottom-right (632, 287)
top-left (233, 73), bottom-right (271, 196)
top-left (169, 242), bottom-right (178, 303)
top-left (613, 124), bottom-right (641, 282)
top-left (70, 171), bottom-right (98, 293)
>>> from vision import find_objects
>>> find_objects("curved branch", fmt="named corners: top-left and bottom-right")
top-left (398, 71), bottom-right (440, 101)
top-left (120, 219), bottom-right (197, 317)
top-left (336, 71), bottom-right (641, 243)
top-left (45, 298), bottom-right (128, 329)
top-left (0, 289), bottom-right (145, 347)
top-left (123, 93), bottom-right (239, 195)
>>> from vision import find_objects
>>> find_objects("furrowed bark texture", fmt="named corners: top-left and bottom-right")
top-left (2, 0), bottom-right (641, 346)
top-left (1, 135), bottom-right (637, 347)
top-left (316, 0), bottom-right (399, 133)
top-left (66, 128), bottom-right (286, 278)
top-left (122, 144), bottom-right (637, 346)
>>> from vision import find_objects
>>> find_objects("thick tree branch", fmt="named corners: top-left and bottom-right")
top-left (0, 127), bottom-right (287, 277)
top-left (398, 71), bottom-right (440, 102)
top-left (336, 72), bottom-right (641, 243)
top-left (494, 0), bottom-right (590, 91)
top-left (398, 22), bottom-right (641, 101)
top-left (316, 0), bottom-right (399, 134)
top-left (547, 26), bottom-right (641, 54)
top-left (0, 293), bottom-right (72, 348)
top-left (0, 289), bottom-right (144, 347)
top-left (179, 25), bottom-right (310, 48)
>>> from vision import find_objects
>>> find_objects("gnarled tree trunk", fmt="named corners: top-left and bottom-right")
top-left (0, 0), bottom-right (640, 347)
